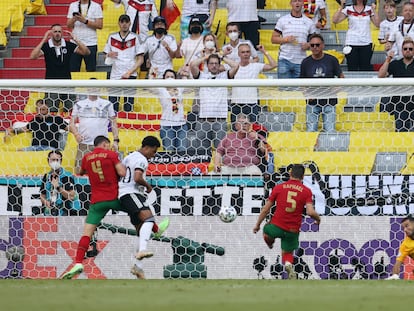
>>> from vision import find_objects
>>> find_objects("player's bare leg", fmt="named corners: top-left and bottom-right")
top-left (263, 233), bottom-right (275, 249)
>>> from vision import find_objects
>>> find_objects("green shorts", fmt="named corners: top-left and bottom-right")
top-left (263, 223), bottom-right (299, 252)
top-left (86, 200), bottom-right (122, 225)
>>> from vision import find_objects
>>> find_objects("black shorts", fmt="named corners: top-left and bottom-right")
top-left (119, 193), bottom-right (151, 225)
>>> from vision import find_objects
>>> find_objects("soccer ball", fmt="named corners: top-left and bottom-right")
top-left (5, 246), bottom-right (25, 262)
top-left (218, 205), bottom-right (237, 223)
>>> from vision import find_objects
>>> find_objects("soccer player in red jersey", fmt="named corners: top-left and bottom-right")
top-left (61, 135), bottom-right (126, 279)
top-left (253, 163), bottom-right (321, 279)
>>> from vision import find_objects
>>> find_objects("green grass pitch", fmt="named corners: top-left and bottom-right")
top-left (0, 279), bottom-right (410, 311)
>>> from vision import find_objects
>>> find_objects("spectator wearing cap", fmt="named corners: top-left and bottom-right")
top-left (103, 14), bottom-right (145, 111)
top-left (169, 0), bottom-right (218, 41)
top-left (175, 17), bottom-right (205, 77)
top-left (141, 16), bottom-right (177, 78)
top-left (110, 0), bottom-right (158, 36)
top-left (67, 0), bottom-right (103, 72)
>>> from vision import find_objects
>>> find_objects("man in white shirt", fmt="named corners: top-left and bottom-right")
top-left (103, 14), bottom-right (145, 111)
top-left (190, 53), bottom-right (239, 152)
top-left (67, 0), bottom-right (103, 72)
top-left (222, 22), bottom-right (259, 63)
top-left (231, 43), bottom-right (276, 125)
top-left (142, 16), bottom-right (177, 78)
top-left (388, 2), bottom-right (414, 60)
top-left (69, 86), bottom-right (119, 174)
top-left (226, 0), bottom-right (260, 48)
top-left (272, 0), bottom-right (316, 79)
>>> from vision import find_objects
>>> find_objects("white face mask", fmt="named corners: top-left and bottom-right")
top-left (165, 77), bottom-right (175, 80)
top-left (228, 32), bottom-right (239, 41)
top-left (49, 160), bottom-right (61, 171)
top-left (204, 40), bottom-right (215, 49)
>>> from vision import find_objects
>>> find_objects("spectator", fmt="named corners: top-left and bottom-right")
top-left (388, 2), bottom-right (414, 60)
top-left (303, 0), bottom-right (328, 32)
top-left (39, 150), bottom-right (80, 216)
top-left (69, 88), bottom-right (119, 174)
top-left (300, 33), bottom-right (344, 132)
top-left (3, 99), bottom-right (68, 151)
top-left (153, 69), bottom-right (188, 152)
top-left (67, 0), bottom-right (103, 72)
top-left (222, 22), bottom-right (259, 63)
top-left (214, 114), bottom-right (266, 175)
top-left (272, 0), bottom-right (316, 79)
top-left (142, 16), bottom-right (177, 78)
top-left (332, 0), bottom-right (380, 71)
top-left (30, 24), bottom-right (90, 112)
top-left (226, 0), bottom-right (260, 48)
top-left (378, 0), bottom-right (403, 54)
top-left (110, 0), bottom-right (158, 36)
top-left (378, 38), bottom-right (414, 132)
top-left (175, 16), bottom-right (205, 78)
top-left (171, 0), bottom-right (218, 41)
top-left (190, 53), bottom-right (239, 152)
top-left (103, 14), bottom-right (145, 112)
top-left (193, 33), bottom-right (221, 73)
top-left (231, 44), bottom-right (277, 125)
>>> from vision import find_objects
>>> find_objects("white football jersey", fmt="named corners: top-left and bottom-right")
top-left (118, 151), bottom-right (148, 198)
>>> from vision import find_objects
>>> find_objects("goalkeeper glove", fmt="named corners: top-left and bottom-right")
top-left (385, 274), bottom-right (399, 280)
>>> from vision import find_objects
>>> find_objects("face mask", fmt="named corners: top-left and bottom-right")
top-left (154, 28), bottom-right (165, 35)
top-left (191, 26), bottom-right (202, 34)
top-left (165, 77), bottom-right (174, 80)
top-left (204, 40), bottom-right (215, 49)
top-left (229, 32), bottom-right (239, 41)
top-left (49, 160), bottom-right (61, 171)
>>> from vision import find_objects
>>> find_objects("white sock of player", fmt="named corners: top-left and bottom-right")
top-left (139, 221), bottom-right (153, 252)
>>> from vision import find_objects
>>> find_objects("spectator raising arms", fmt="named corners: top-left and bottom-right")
top-left (30, 24), bottom-right (90, 112)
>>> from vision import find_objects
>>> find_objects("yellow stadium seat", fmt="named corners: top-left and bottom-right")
top-left (71, 72), bottom-right (108, 80)
top-left (274, 151), bottom-right (377, 175)
top-left (336, 112), bottom-right (395, 132)
top-left (0, 150), bottom-right (50, 175)
top-left (0, 132), bottom-right (32, 151)
top-left (267, 132), bottom-right (319, 152)
top-left (118, 129), bottom-right (162, 154)
top-left (349, 132), bottom-right (414, 153)
top-left (400, 155), bottom-right (414, 175)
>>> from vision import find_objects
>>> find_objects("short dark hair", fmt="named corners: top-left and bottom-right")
top-left (290, 164), bottom-right (305, 179)
top-left (163, 69), bottom-right (177, 79)
top-left (51, 23), bottom-right (61, 28)
top-left (402, 214), bottom-right (414, 223)
top-left (48, 150), bottom-right (63, 160)
top-left (142, 136), bottom-right (161, 148)
top-left (207, 54), bottom-right (221, 65)
top-left (226, 22), bottom-right (240, 31)
top-left (309, 33), bottom-right (324, 43)
top-left (94, 135), bottom-right (110, 146)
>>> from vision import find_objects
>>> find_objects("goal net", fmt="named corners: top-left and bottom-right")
top-left (0, 78), bottom-right (413, 280)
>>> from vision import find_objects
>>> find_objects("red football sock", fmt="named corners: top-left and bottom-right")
top-left (75, 235), bottom-right (90, 264)
top-left (282, 252), bottom-right (294, 265)
top-left (152, 223), bottom-right (159, 233)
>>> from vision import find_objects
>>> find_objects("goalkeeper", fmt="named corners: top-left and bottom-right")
top-left (253, 164), bottom-right (321, 280)
top-left (386, 214), bottom-right (414, 280)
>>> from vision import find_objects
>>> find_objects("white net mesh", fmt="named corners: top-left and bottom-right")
top-left (0, 79), bottom-right (413, 279)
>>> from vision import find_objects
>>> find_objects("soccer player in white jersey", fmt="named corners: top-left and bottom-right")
top-left (272, 0), bottom-right (316, 79)
top-left (103, 14), bottom-right (145, 111)
top-left (118, 135), bottom-right (161, 279)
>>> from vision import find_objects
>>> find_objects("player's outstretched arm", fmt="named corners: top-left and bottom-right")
top-left (306, 203), bottom-right (321, 225)
top-left (253, 199), bottom-right (273, 233)
top-left (386, 260), bottom-right (402, 280)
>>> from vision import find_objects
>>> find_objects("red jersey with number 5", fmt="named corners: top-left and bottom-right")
top-left (268, 179), bottom-right (313, 233)
top-left (81, 147), bottom-right (121, 204)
